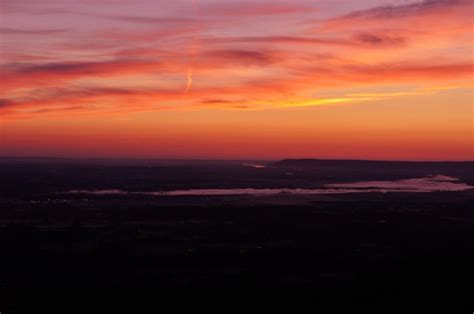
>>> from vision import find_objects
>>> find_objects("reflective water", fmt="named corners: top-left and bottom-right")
top-left (64, 175), bottom-right (473, 196)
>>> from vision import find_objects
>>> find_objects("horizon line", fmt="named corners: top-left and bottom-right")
top-left (1, 156), bottom-right (473, 163)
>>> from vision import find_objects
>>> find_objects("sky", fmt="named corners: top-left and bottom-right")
top-left (0, 0), bottom-right (472, 160)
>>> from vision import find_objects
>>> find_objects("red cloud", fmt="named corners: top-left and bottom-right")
top-left (1, 59), bottom-right (163, 92)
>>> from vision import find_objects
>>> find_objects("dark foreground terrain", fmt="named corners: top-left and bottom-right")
top-left (1, 158), bottom-right (473, 313)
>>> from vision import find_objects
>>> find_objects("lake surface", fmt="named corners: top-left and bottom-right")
top-left (64, 175), bottom-right (474, 196)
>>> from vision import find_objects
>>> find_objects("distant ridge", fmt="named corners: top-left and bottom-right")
top-left (270, 159), bottom-right (474, 168)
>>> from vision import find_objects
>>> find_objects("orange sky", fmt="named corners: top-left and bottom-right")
top-left (0, 0), bottom-right (473, 160)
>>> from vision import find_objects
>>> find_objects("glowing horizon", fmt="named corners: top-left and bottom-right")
top-left (0, 0), bottom-right (472, 160)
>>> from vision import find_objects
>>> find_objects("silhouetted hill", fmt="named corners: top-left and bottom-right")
top-left (270, 159), bottom-right (474, 169)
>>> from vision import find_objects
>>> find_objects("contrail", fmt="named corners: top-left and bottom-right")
top-left (185, 0), bottom-right (198, 93)
top-left (191, 0), bottom-right (198, 10)
top-left (185, 68), bottom-right (193, 93)
top-left (185, 42), bottom-right (196, 93)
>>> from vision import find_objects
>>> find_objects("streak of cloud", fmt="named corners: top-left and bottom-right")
top-left (185, 0), bottom-right (199, 93)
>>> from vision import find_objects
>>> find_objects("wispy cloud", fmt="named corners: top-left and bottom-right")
top-left (1, 0), bottom-right (472, 118)
top-left (198, 2), bottom-right (315, 17)
top-left (327, 0), bottom-right (471, 22)
top-left (0, 27), bottom-right (69, 35)
top-left (1, 59), bottom-right (163, 91)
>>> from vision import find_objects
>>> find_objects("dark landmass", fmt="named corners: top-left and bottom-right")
top-left (1, 158), bottom-right (473, 312)
top-left (271, 158), bottom-right (474, 179)
top-left (272, 158), bottom-right (474, 168)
